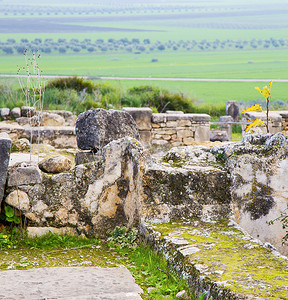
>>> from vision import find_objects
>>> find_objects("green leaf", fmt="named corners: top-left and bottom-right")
top-left (4, 206), bottom-right (15, 218)
top-left (13, 216), bottom-right (21, 224)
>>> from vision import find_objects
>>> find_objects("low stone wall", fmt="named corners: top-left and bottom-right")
top-left (242, 111), bottom-right (283, 134)
top-left (123, 108), bottom-right (210, 147)
top-left (0, 108), bottom-right (210, 149)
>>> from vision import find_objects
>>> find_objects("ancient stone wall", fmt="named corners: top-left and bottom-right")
top-left (123, 108), bottom-right (210, 147)
top-left (212, 133), bottom-right (288, 256)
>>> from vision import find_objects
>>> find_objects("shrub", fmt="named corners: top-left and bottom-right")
top-left (46, 76), bottom-right (95, 94)
top-left (128, 85), bottom-right (195, 113)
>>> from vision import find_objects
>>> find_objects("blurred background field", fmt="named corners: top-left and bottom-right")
top-left (0, 0), bottom-right (288, 108)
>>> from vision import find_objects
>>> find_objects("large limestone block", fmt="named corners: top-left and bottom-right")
top-left (76, 109), bottom-right (140, 150)
top-left (7, 162), bottom-right (42, 186)
top-left (39, 155), bottom-right (72, 173)
top-left (0, 132), bottom-right (12, 209)
top-left (122, 107), bottom-right (152, 130)
top-left (195, 125), bottom-right (210, 142)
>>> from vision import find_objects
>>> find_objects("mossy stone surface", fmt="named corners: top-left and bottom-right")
top-left (147, 219), bottom-right (288, 299)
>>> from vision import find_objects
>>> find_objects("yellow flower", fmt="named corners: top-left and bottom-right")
top-left (245, 118), bottom-right (265, 132)
top-left (255, 80), bottom-right (273, 98)
top-left (3, 235), bottom-right (7, 239)
top-left (242, 104), bottom-right (262, 114)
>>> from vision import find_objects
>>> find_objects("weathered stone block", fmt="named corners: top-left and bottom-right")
top-left (40, 112), bottom-right (66, 126)
top-left (76, 109), bottom-right (140, 150)
top-left (153, 129), bottom-right (177, 135)
top-left (178, 119), bottom-right (191, 127)
top-left (5, 190), bottom-right (30, 211)
top-left (0, 108), bottom-right (10, 120)
top-left (166, 114), bottom-right (183, 121)
top-left (166, 121), bottom-right (178, 127)
top-left (219, 115), bottom-right (233, 141)
top-left (122, 107), bottom-right (152, 130)
top-left (0, 132), bottom-right (12, 210)
top-left (226, 100), bottom-right (240, 121)
top-left (10, 107), bottom-right (21, 118)
top-left (177, 129), bottom-right (192, 139)
top-left (152, 113), bottom-right (166, 123)
top-left (210, 130), bottom-right (229, 142)
top-left (166, 110), bottom-right (184, 114)
top-left (39, 155), bottom-right (72, 174)
top-left (75, 151), bottom-right (97, 165)
top-left (195, 125), bottom-right (210, 142)
top-left (183, 137), bottom-right (195, 145)
top-left (190, 114), bottom-right (210, 122)
top-left (7, 162), bottom-right (42, 186)
top-left (21, 106), bottom-right (35, 117)
top-left (151, 139), bottom-right (168, 145)
top-left (139, 130), bottom-right (151, 146)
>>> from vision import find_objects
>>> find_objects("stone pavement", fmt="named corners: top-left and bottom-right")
top-left (0, 266), bottom-right (143, 300)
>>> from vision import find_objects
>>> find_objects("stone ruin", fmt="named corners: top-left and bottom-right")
top-left (0, 107), bottom-right (288, 299)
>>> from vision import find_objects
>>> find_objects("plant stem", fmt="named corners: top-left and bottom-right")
top-left (266, 96), bottom-right (270, 133)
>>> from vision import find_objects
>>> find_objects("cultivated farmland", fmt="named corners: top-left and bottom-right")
top-left (0, 0), bottom-right (288, 104)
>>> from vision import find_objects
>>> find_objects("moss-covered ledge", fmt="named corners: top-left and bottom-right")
top-left (140, 219), bottom-right (288, 300)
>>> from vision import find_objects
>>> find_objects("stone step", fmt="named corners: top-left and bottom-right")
top-left (141, 219), bottom-right (288, 299)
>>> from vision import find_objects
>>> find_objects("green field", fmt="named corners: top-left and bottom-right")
top-left (2, 50), bottom-right (288, 79)
top-left (100, 79), bottom-right (288, 105)
top-left (1, 0), bottom-right (288, 106)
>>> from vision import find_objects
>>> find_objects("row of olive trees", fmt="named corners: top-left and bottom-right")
top-left (0, 4), bottom-right (206, 16)
top-left (0, 37), bottom-right (287, 55)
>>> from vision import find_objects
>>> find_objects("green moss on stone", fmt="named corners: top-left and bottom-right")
top-left (152, 219), bottom-right (288, 299)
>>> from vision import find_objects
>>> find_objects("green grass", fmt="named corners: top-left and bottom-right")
top-left (102, 79), bottom-right (288, 104)
top-left (2, 49), bottom-right (288, 80)
top-left (0, 229), bottom-right (193, 299)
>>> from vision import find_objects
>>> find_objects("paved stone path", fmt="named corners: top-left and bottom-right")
top-left (0, 266), bottom-right (143, 300)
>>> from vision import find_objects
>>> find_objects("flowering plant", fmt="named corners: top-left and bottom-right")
top-left (242, 81), bottom-right (273, 133)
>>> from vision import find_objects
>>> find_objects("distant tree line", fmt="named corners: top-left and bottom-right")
top-left (0, 37), bottom-right (287, 55)
top-left (0, 4), bottom-right (206, 16)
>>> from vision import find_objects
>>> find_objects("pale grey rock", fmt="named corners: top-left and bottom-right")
top-left (210, 130), bottom-right (229, 142)
top-left (152, 113), bottom-right (166, 123)
top-left (0, 108), bottom-right (10, 120)
top-left (195, 125), bottom-right (210, 142)
top-left (122, 107), bottom-right (152, 130)
top-left (7, 162), bottom-right (42, 186)
top-left (76, 108), bottom-right (140, 150)
top-left (39, 155), bottom-right (72, 173)
top-left (5, 190), bottom-right (30, 211)
top-left (176, 290), bottom-right (187, 298)
top-left (16, 117), bottom-right (31, 126)
top-left (10, 107), bottom-right (21, 118)
top-left (0, 132), bottom-right (11, 209)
